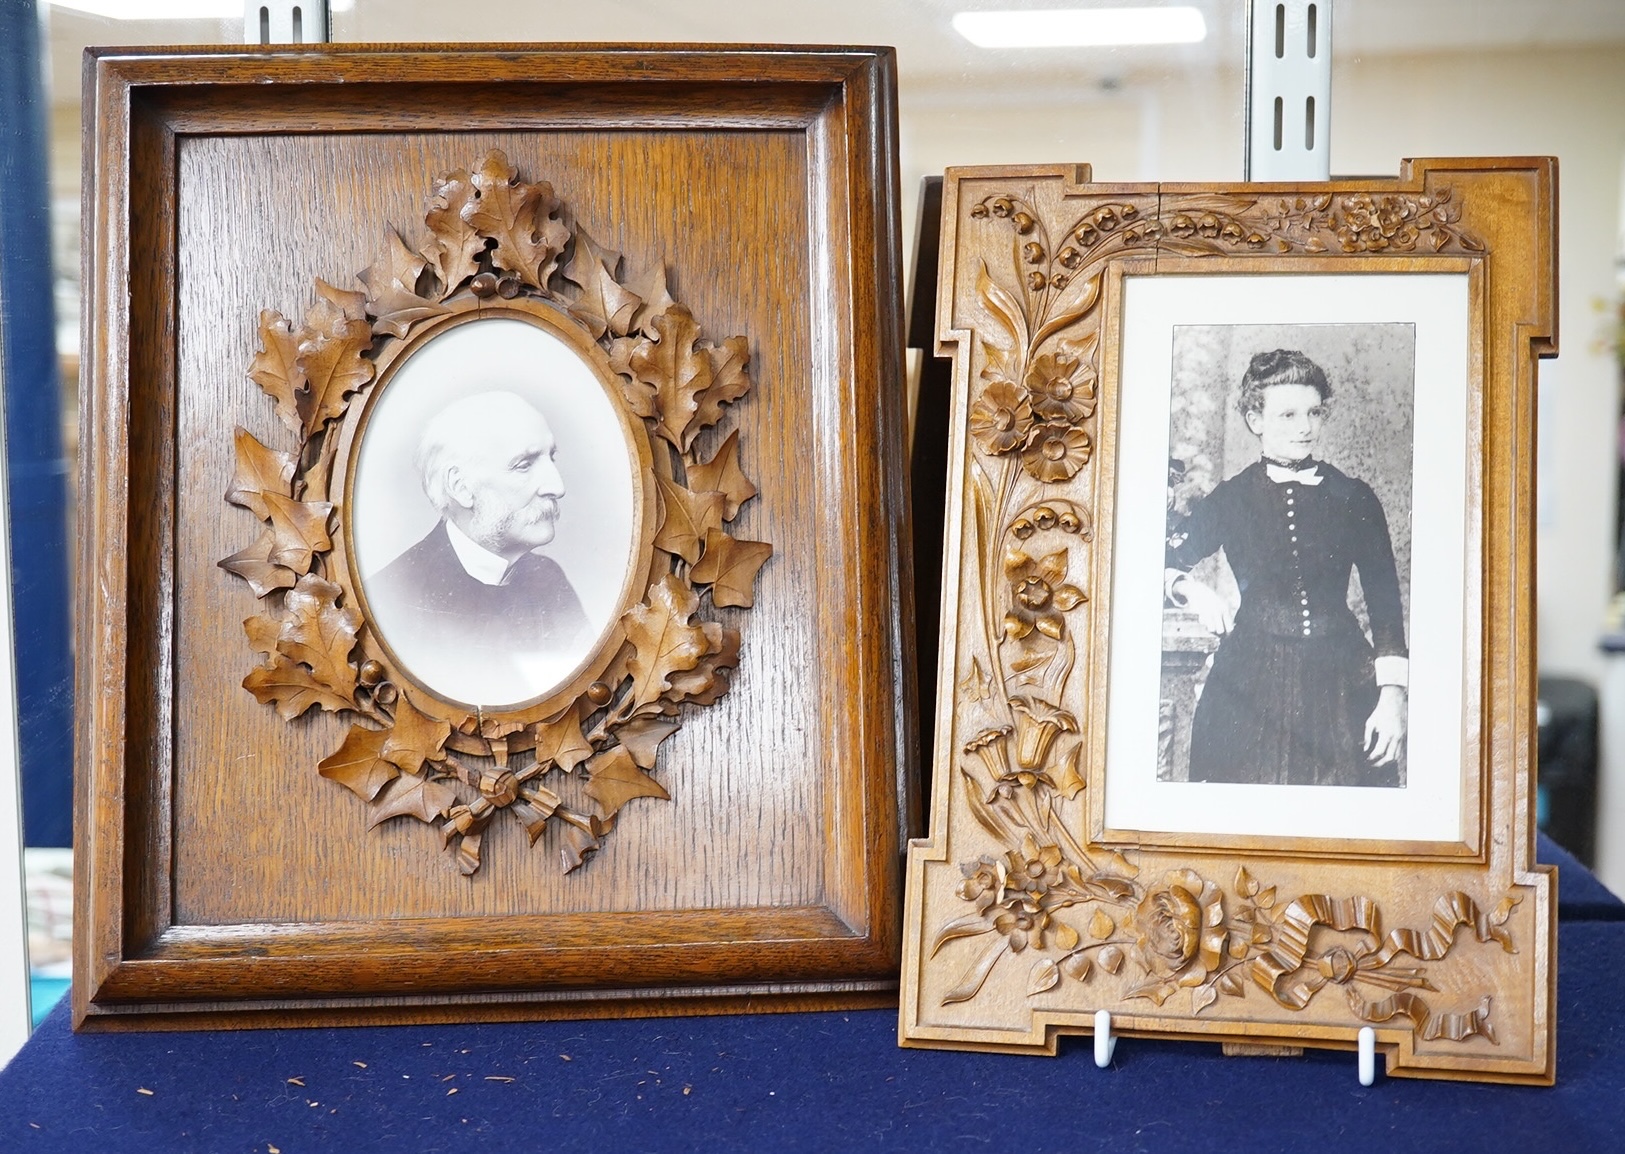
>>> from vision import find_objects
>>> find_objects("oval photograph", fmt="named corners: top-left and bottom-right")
top-left (349, 314), bottom-right (639, 710)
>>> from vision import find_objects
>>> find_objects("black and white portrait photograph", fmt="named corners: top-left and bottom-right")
top-left (1159, 325), bottom-right (1414, 790)
top-left (349, 316), bottom-right (641, 709)
top-left (1103, 273), bottom-right (1472, 844)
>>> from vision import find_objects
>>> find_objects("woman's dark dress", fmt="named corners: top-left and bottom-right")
top-left (1167, 459), bottom-right (1406, 787)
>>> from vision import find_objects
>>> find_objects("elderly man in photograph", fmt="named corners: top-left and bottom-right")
top-left (367, 390), bottom-right (588, 700)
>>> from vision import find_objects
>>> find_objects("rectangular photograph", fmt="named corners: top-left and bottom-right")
top-left (1159, 323), bottom-right (1415, 789)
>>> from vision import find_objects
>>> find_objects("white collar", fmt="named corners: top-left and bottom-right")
top-left (1264, 461), bottom-right (1322, 486)
top-left (444, 519), bottom-right (526, 586)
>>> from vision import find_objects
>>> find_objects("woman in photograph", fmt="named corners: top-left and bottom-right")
top-left (1166, 348), bottom-right (1408, 787)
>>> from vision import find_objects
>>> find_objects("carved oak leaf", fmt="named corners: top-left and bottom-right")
top-left (382, 691), bottom-right (452, 774)
top-left (606, 336), bottom-right (647, 414)
top-left (227, 427), bottom-right (295, 521)
top-left (652, 474), bottom-right (725, 564)
top-left (627, 262), bottom-right (677, 338)
top-left (686, 429), bottom-right (757, 520)
top-left (689, 528), bottom-right (772, 609)
top-left (247, 309), bottom-right (307, 436)
top-left (277, 574), bottom-right (360, 698)
top-left (690, 336), bottom-right (751, 442)
top-left (664, 622), bottom-right (740, 708)
top-left (564, 232), bottom-right (641, 340)
top-left (317, 724), bottom-right (396, 800)
top-left (367, 771), bottom-right (459, 829)
top-left (612, 716), bottom-right (680, 769)
top-left (463, 153), bottom-right (570, 291)
top-left (533, 709), bottom-right (593, 774)
top-left (359, 227), bottom-right (451, 339)
top-left (246, 655), bottom-right (355, 720)
top-left (262, 492), bottom-right (334, 574)
top-left (424, 165), bottom-right (486, 295)
top-left (583, 746), bottom-right (670, 818)
top-left (623, 574), bottom-right (709, 712)
top-left (218, 531), bottom-right (297, 598)
top-left (296, 281), bottom-right (375, 436)
top-left (627, 305), bottom-right (712, 450)
top-left (243, 613), bottom-right (282, 659)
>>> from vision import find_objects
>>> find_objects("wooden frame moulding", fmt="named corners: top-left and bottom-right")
top-left (75, 44), bottom-right (914, 1029)
top-left (900, 160), bottom-right (1556, 1083)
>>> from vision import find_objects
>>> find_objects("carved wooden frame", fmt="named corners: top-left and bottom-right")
top-left (900, 160), bottom-right (1556, 1083)
top-left (75, 45), bottom-right (910, 1030)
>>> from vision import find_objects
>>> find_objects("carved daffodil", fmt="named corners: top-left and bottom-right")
top-left (1003, 549), bottom-right (1085, 642)
top-left (969, 380), bottom-right (1033, 455)
top-left (1024, 352), bottom-right (1097, 425)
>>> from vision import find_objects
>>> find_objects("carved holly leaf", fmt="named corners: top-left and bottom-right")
top-left (613, 716), bottom-right (679, 769)
top-left (317, 724), bottom-right (396, 800)
top-left (463, 152), bottom-right (570, 291)
top-left (360, 227), bottom-right (450, 339)
top-left (627, 262), bottom-right (676, 338)
top-left (690, 336), bottom-right (751, 440)
top-left (626, 305), bottom-right (713, 449)
top-left (226, 427), bottom-right (295, 520)
top-left (243, 614), bottom-right (281, 659)
top-left (296, 281), bottom-right (374, 436)
top-left (583, 746), bottom-right (669, 818)
top-left (689, 529), bottom-right (772, 609)
top-left (686, 430), bottom-right (757, 520)
top-left (424, 165), bottom-right (487, 295)
top-left (247, 309), bottom-right (307, 436)
top-left (382, 691), bottom-right (452, 773)
top-left (623, 574), bottom-right (709, 712)
top-left (277, 574), bottom-right (360, 697)
top-left (652, 474), bottom-right (725, 563)
top-left (563, 231), bottom-right (640, 340)
top-left (367, 771), bottom-right (459, 828)
top-left (262, 492), bottom-right (333, 574)
top-left (533, 709), bottom-right (593, 774)
top-left (246, 655), bottom-right (355, 720)
top-left (218, 531), bottom-right (297, 598)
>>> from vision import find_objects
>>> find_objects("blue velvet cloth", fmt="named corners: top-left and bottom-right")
top-left (3, 839), bottom-right (1619, 1152)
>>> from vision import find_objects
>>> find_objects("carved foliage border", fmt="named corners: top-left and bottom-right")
top-left (219, 150), bottom-right (772, 877)
top-left (934, 182), bottom-right (1519, 1043)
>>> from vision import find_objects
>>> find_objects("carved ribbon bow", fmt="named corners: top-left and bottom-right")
top-left (1248, 892), bottom-right (1519, 1042)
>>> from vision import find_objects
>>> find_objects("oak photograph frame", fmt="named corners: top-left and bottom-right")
top-left (75, 44), bottom-right (912, 1031)
top-left (901, 159), bottom-right (1555, 1084)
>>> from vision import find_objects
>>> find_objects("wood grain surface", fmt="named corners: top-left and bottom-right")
top-left (74, 46), bottom-right (913, 1028)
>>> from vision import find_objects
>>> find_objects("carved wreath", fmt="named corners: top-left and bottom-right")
top-left (936, 185), bottom-right (1518, 1043)
top-left (220, 150), bottom-right (771, 877)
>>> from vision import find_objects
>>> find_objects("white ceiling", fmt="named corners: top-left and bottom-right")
top-left (43, 0), bottom-right (1625, 105)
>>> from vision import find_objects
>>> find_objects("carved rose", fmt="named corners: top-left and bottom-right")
top-left (1021, 423), bottom-right (1092, 482)
top-left (1127, 869), bottom-right (1229, 1003)
top-left (970, 380), bottom-right (1033, 455)
top-left (1024, 353), bottom-right (1097, 425)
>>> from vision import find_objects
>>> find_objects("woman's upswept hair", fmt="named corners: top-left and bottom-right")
top-left (1236, 348), bottom-right (1331, 419)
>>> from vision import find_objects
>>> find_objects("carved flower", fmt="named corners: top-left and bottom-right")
top-left (1009, 695), bottom-right (1079, 769)
top-left (1075, 223), bottom-right (1098, 246)
top-left (1197, 214), bottom-right (1221, 238)
top-left (1057, 246), bottom-right (1083, 269)
top-left (969, 380), bottom-right (1033, 455)
top-left (1127, 869), bottom-right (1229, 1003)
top-left (1003, 549), bottom-right (1085, 643)
top-left (1092, 207), bottom-right (1118, 232)
top-left (1012, 211), bottom-right (1037, 235)
top-left (1023, 241), bottom-right (1046, 264)
top-left (1021, 423), bottom-right (1092, 482)
top-left (1121, 203), bottom-right (1139, 221)
top-left (993, 905), bottom-right (1049, 953)
top-left (1169, 214), bottom-right (1196, 237)
top-left (1025, 353), bottom-right (1097, 425)
top-left (1027, 271), bottom-right (1048, 292)
top-left (1220, 221), bottom-right (1245, 243)
top-left (957, 855), bottom-right (1007, 913)
top-left (990, 197), bottom-right (1015, 218)
top-left (1005, 833), bottom-right (1066, 893)
top-left (964, 725), bottom-right (1014, 780)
